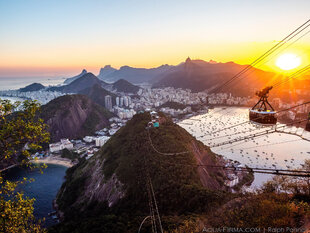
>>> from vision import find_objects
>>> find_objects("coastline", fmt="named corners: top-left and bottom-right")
top-left (32, 156), bottom-right (76, 168)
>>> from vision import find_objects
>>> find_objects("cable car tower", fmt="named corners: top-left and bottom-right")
top-left (249, 86), bottom-right (277, 125)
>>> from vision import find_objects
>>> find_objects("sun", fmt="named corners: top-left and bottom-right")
top-left (276, 53), bottom-right (301, 71)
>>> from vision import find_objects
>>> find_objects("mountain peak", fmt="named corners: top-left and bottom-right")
top-left (112, 79), bottom-right (140, 94)
top-left (98, 65), bottom-right (117, 80)
top-left (64, 69), bottom-right (88, 84)
top-left (209, 60), bottom-right (217, 64)
top-left (185, 57), bottom-right (192, 63)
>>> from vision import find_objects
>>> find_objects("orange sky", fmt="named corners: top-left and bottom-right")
top-left (0, 1), bottom-right (310, 77)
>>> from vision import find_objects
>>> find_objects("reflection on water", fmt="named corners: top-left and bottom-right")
top-left (179, 107), bottom-right (310, 187)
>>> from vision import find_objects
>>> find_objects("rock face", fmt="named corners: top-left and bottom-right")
top-left (19, 83), bottom-right (45, 92)
top-left (97, 65), bottom-right (117, 81)
top-left (54, 112), bottom-right (228, 232)
top-left (40, 95), bottom-right (112, 142)
top-left (64, 69), bottom-right (88, 84)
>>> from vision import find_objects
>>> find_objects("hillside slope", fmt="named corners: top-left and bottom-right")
top-left (48, 73), bottom-right (107, 94)
top-left (111, 79), bottom-right (140, 94)
top-left (64, 69), bottom-right (87, 84)
top-left (52, 112), bottom-right (229, 232)
top-left (40, 95), bottom-right (113, 142)
top-left (78, 84), bottom-right (117, 107)
top-left (19, 83), bottom-right (45, 92)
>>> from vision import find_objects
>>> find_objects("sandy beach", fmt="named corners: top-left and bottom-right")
top-left (33, 155), bottom-right (76, 168)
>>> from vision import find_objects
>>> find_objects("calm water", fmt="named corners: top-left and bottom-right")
top-left (0, 77), bottom-right (65, 90)
top-left (179, 107), bottom-right (310, 188)
top-left (3, 164), bottom-right (67, 227)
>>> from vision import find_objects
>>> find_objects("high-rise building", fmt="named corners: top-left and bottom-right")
top-left (120, 97), bottom-right (124, 107)
top-left (105, 95), bottom-right (113, 110)
top-left (116, 97), bottom-right (120, 106)
top-left (124, 96), bottom-right (129, 107)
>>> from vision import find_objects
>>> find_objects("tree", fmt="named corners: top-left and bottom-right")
top-left (0, 99), bottom-right (50, 232)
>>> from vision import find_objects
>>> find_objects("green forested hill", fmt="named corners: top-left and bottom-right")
top-left (51, 112), bottom-right (229, 232)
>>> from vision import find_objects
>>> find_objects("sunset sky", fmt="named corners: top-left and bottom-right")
top-left (0, 0), bottom-right (310, 77)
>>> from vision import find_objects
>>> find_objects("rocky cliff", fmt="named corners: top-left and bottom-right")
top-left (40, 95), bottom-right (113, 142)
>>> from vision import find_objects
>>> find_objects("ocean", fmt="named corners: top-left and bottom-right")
top-left (0, 77), bottom-right (65, 91)
top-left (3, 164), bottom-right (68, 227)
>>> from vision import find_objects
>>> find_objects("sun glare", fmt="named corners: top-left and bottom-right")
top-left (276, 53), bottom-right (301, 71)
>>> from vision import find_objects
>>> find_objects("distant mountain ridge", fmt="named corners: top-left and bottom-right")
top-left (96, 58), bottom-right (279, 96)
top-left (153, 57), bottom-right (277, 96)
top-left (97, 64), bottom-right (173, 83)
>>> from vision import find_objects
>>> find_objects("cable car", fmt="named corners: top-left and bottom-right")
top-left (249, 86), bottom-right (277, 125)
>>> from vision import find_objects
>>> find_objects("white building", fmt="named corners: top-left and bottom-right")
top-left (83, 136), bottom-right (95, 143)
top-left (49, 139), bottom-right (73, 153)
top-left (95, 136), bottom-right (110, 147)
top-left (116, 97), bottom-right (120, 106)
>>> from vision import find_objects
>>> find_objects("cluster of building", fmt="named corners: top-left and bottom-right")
top-left (272, 98), bottom-right (310, 120)
top-left (49, 139), bottom-right (73, 153)
top-left (0, 90), bottom-right (65, 105)
top-left (208, 93), bottom-right (256, 106)
top-left (134, 88), bottom-right (206, 109)
top-left (49, 134), bottom-right (111, 160)
top-left (113, 107), bottom-right (137, 119)
top-left (104, 94), bottom-right (137, 119)
top-left (48, 120), bottom-right (124, 160)
top-left (159, 106), bottom-right (193, 117)
top-left (224, 160), bottom-right (247, 188)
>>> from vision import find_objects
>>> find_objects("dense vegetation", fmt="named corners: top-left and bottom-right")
top-left (61, 148), bottom-right (79, 161)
